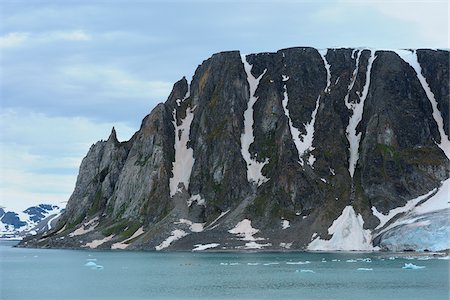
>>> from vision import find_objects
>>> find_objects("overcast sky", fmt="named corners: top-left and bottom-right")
top-left (0, 0), bottom-right (448, 211)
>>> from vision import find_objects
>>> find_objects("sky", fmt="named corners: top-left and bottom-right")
top-left (0, 0), bottom-right (448, 212)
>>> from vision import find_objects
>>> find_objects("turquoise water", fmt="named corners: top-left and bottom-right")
top-left (1, 241), bottom-right (449, 300)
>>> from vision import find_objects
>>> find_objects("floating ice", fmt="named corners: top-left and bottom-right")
top-left (296, 269), bottom-right (315, 273)
top-left (402, 263), bottom-right (425, 270)
top-left (286, 261), bottom-right (310, 265)
top-left (84, 260), bottom-right (104, 270)
top-left (357, 268), bottom-right (373, 271)
top-left (346, 259), bottom-right (357, 263)
top-left (247, 262), bottom-right (260, 266)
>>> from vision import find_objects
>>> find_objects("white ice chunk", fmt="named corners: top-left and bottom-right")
top-left (155, 229), bottom-right (188, 251)
top-left (192, 243), bottom-right (220, 251)
top-left (357, 268), bottom-right (373, 271)
top-left (286, 261), bottom-right (311, 265)
top-left (394, 50), bottom-right (450, 160)
top-left (345, 49), bottom-right (376, 177)
top-left (296, 269), bottom-right (315, 273)
top-left (169, 89), bottom-right (196, 196)
top-left (307, 205), bottom-right (377, 251)
top-left (240, 55), bottom-right (270, 185)
top-left (402, 263), bottom-right (425, 269)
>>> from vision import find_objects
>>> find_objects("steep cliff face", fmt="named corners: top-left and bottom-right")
top-left (22, 47), bottom-right (450, 251)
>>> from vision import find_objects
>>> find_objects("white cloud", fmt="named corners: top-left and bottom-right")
top-left (0, 32), bottom-right (30, 48)
top-left (61, 65), bottom-right (172, 100)
top-left (0, 109), bottom-right (137, 212)
top-left (0, 30), bottom-right (92, 49)
top-left (39, 29), bottom-right (92, 41)
top-left (367, 1), bottom-right (448, 47)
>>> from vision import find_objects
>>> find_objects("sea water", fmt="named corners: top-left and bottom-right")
top-left (0, 241), bottom-right (448, 300)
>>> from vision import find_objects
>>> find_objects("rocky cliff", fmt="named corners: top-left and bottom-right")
top-left (21, 47), bottom-right (450, 251)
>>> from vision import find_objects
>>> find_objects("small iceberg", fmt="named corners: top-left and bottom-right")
top-left (346, 259), bottom-right (357, 263)
top-left (402, 263), bottom-right (425, 270)
top-left (286, 261), bottom-right (310, 265)
top-left (296, 269), bottom-right (315, 273)
top-left (357, 268), bottom-right (373, 271)
top-left (84, 260), bottom-right (104, 270)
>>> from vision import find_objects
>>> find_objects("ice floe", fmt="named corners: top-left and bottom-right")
top-left (402, 263), bottom-right (425, 270)
top-left (357, 268), bottom-right (373, 271)
top-left (240, 54), bottom-right (270, 186)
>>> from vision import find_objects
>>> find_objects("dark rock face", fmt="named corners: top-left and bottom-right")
top-left (20, 47), bottom-right (450, 251)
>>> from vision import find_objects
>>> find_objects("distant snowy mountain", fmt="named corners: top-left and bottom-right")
top-left (0, 204), bottom-right (64, 239)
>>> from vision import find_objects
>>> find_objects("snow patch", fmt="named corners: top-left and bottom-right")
top-left (281, 219), bottom-right (290, 230)
top-left (175, 219), bottom-right (204, 233)
top-left (205, 210), bottom-right (230, 230)
top-left (187, 194), bottom-right (206, 207)
top-left (307, 206), bottom-right (377, 251)
top-left (242, 242), bottom-right (272, 249)
top-left (279, 242), bottom-right (292, 249)
top-left (155, 229), bottom-right (188, 251)
top-left (345, 49), bottom-right (376, 177)
top-left (228, 219), bottom-right (263, 241)
top-left (192, 243), bottom-right (220, 251)
top-left (169, 89), bottom-right (195, 196)
top-left (111, 226), bottom-right (144, 250)
top-left (394, 50), bottom-right (450, 160)
top-left (240, 54), bottom-right (270, 185)
top-left (69, 217), bottom-right (99, 237)
top-left (84, 234), bottom-right (114, 249)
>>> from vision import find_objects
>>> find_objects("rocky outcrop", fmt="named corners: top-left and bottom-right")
top-left (20, 47), bottom-right (450, 251)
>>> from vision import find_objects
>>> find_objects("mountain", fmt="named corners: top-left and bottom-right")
top-left (0, 204), bottom-right (64, 239)
top-left (20, 47), bottom-right (449, 251)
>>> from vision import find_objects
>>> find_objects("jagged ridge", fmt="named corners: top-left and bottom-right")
top-left (21, 47), bottom-right (450, 252)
